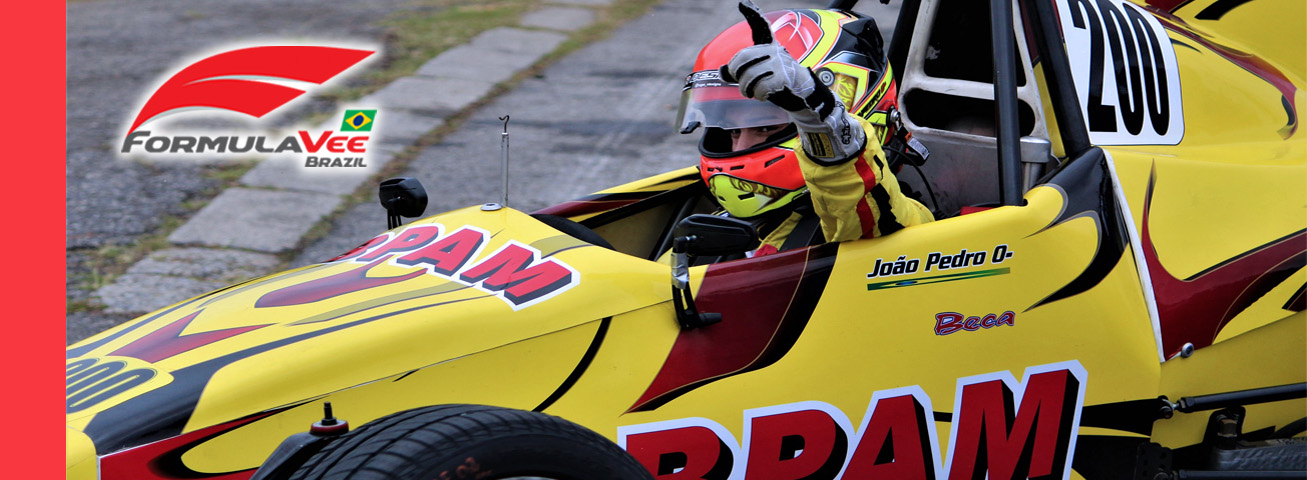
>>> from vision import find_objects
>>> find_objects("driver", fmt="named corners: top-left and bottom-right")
top-left (677, 3), bottom-right (933, 256)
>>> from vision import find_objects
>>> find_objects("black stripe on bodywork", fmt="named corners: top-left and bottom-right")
top-left (1194, 0), bottom-right (1254, 20)
top-left (1079, 398), bottom-right (1161, 436)
top-left (580, 180), bottom-right (707, 229)
top-left (147, 408), bottom-right (289, 479)
top-left (1028, 148), bottom-right (1128, 311)
top-left (534, 318), bottom-right (611, 412)
top-left (1280, 95), bottom-right (1299, 139)
top-left (1171, 38), bottom-right (1200, 53)
top-left (1285, 283), bottom-right (1307, 312)
top-left (82, 295), bottom-right (489, 454)
top-left (747, 244), bottom-right (838, 370)
top-left (81, 227), bottom-right (570, 452)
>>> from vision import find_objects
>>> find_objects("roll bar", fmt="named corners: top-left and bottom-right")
top-left (1025, 0), bottom-right (1092, 157)
top-left (835, 0), bottom-right (1091, 205)
top-left (992, 0), bottom-right (1023, 206)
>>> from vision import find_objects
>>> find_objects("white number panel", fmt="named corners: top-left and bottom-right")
top-left (1058, 0), bottom-right (1184, 145)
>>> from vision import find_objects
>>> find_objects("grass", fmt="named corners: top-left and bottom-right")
top-left (67, 214), bottom-right (184, 313)
top-left (203, 159), bottom-right (258, 186)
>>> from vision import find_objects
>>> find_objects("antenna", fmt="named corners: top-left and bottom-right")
top-left (483, 115), bottom-right (511, 211)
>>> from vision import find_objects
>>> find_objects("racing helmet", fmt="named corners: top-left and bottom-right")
top-left (677, 8), bottom-right (898, 218)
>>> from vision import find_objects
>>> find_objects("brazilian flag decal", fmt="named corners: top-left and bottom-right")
top-left (866, 268), bottom-right (1010, 291)
top-left (341, 110), bottom-right (377, 132)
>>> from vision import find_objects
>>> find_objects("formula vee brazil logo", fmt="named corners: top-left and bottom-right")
top-left (120, 45), bottom-right (379, 168)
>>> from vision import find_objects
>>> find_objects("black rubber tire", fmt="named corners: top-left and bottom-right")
top-left (287, 404), bottom-right (653, 480)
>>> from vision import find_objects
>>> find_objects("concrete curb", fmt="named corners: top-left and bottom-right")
top-left (95, 3), bottom-right (610, 315)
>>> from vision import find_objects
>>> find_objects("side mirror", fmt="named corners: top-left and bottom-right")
top-left (1019, 137), bottom-right (1058, 192)
top-left (669, 214), bottom-right (759, 330)
top-left (379, 177), bottom-right (428, 229)
top-left (672, 214), bottom-right (760, 257)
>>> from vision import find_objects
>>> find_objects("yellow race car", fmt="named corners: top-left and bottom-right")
top-left (67, 0), bottom-right (1304, 478)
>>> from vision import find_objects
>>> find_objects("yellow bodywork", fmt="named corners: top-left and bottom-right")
top-left (66, 0), bottom-right (1305, 478)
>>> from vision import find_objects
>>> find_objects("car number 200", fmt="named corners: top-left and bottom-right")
top-left (1059, 0), bottom-right (1184, 146)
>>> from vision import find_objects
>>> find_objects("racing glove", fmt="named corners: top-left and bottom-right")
top-left (719, 1), bottom-right (866, 165)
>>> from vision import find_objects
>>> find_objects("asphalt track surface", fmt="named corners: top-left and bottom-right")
top-left (295, 0), bottom-right (893, 265)
top-left (66, 0), bottom-right (899, 342)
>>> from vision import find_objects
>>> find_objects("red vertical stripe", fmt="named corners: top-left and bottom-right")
top-left (1142, 167), bottom-right (1307, 357)
top-left (630, 248), bottom-right (814, 411)
top-left (852, 157), bottom-right (880, 237)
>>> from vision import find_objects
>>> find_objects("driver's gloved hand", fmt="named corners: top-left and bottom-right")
top-left (720, 43), bottom-right (866, 165)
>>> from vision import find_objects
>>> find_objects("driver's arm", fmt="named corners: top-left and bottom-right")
top-left (722, 43), bottom-right (932, 242)
top-left (796, 115), bottom-right (934, 242)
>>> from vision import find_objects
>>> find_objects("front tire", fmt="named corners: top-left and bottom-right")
top-left (288, 404), bottom-right (653, 480)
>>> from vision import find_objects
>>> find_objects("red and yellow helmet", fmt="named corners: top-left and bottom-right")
top-left (677, 8), bottom-right (898, 218)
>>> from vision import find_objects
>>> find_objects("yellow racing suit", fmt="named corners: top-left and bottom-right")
top-left (755, 116), bottom-right (933, 255)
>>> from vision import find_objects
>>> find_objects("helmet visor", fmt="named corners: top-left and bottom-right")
top-left (675, 70), bottom-right (791, 134)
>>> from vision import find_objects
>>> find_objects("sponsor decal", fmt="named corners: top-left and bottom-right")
top-left (865, 244), bottom-right (1014, 290)
top-left (619, 361), bottom-right (1086, 480)
top-left (806, 132), bottom-right (834, 158)
top-left (868, 244), bottom-right (1014, 278)
top-left (685, 69), bottom-right (729, 89)
top-left (934, 310), bottom-right (1016, 335)
top-left (922, 244), bottom-right (1013, 272)
top-left (1058, 0), bottom-right (1184, 145)
top-left (724, 176), bottom-right (788, 201)
top-left (332, 223), bottom-right (580, 309)
top-left (120, 44), bottom-right (380, 169)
